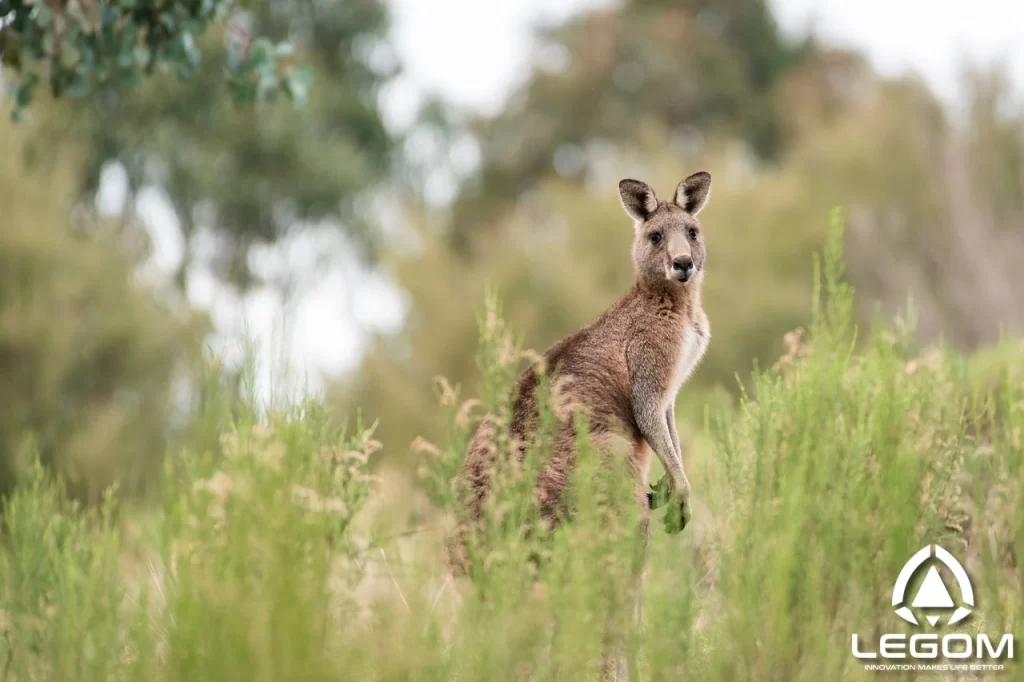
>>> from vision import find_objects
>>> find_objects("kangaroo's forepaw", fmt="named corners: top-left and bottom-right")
top-left (662, 495), bottom-right (691, 534)
top-left (647, 475), bottom-right (672, 510)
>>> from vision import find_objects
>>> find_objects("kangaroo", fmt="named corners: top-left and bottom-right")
top-left (447, 172), bottom-right (712, 579)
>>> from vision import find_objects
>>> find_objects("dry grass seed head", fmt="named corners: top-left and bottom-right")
top-left (192, 471), bottom-right (234, 500)
top-left (484, 306), bottom-right (501, 339)
top-left (291, 484), bottom-right (349, 516)
top-left (357, 423), bottom-right (383, 459)
top-left (410, 436), bottom-right (442, 459)
top-left (772, 327), bottom-right (811, 376)
top-left (455, 399), bottom-right (484, 430)
top-left (433, 376), bottom-right (458, 406)
top-left (520, 348), bottom-right (546, 374)
top-left (551, 375), bottom-right (581, 423)
top-left (497, 336), bottom-right (518, 368)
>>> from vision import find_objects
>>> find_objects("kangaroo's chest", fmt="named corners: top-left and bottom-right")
top-left (667, 313), bottom-right (710, 401)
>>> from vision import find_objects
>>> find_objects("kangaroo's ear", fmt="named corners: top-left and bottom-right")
top-left (618, 179), bottom-right (658, 222)
top-left (673, 171), bottom-right (712, 216)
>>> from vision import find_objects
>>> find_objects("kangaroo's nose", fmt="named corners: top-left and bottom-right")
top-left (672, 257), bottom-right (694, 281)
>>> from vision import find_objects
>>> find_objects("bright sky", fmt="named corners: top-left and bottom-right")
top-left (125, 0), bottom-right (1024, 400)
top-left (385, 0), bottom-right (613, 119)
top-left (769, 0), bottom-right (1024, 103)
top-left (388, 0), bottom-right (1024, 116)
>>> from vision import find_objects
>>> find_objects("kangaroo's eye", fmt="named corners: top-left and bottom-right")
top-left (688, 228), bottom-right (699, 240)
top-left (649, 232), bottom-right (662, 245)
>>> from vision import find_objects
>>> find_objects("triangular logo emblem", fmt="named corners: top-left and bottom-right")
top-left (911, 566), bottom-right (955, 609)
top-left (892, 545), bottom-right (975, 628)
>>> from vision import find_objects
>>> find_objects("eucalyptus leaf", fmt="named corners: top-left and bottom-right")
top-left (2, 0), bottom-right (313, 116)
top-left (58, 43), bottom-right (80, 70)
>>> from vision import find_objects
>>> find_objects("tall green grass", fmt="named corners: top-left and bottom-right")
top-left (1, 216), bottom-right (1021, 680)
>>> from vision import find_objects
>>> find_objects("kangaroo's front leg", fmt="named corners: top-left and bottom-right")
top-left (647, 406), bottom-right (683, 512)
top-left (627, 337), bottom-right (691, 533)
top-left (634, 403), bottom-right (690, 533)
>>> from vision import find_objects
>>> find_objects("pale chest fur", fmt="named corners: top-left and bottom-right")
top-left (665, 310), bottom-right (710, 405)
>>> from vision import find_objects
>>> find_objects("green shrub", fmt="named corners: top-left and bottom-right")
top-left (0, 459), bottom-right (126, 682)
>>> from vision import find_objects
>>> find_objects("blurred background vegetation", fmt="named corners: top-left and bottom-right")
top-left (1, 0), bottom-right (1023, 495)
top-left (2, 2), bottom-right (1024, 679)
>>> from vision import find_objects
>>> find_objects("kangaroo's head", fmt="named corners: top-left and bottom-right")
top-left (618, 172), bottom-right (712, 288)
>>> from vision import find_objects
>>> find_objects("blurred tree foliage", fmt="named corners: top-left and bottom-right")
top-left (28, 0), bottom-right (396, 290)
top-left (0, 0), bottom-right (399, 502)
top-left (448, 0), bottom-right (807, 248)
top-left (0, 0), bottom-right (308, 119)
top-left (0, 124), bottom-right (203, 502)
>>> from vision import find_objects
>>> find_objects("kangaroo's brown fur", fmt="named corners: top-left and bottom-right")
top-left (447, 172), bottom-right (713, 576)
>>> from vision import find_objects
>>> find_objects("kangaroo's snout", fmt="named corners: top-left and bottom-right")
top-left (664, 230), bottom-right (694, 284)
top-left (671, 256), bottom-right (694, 282)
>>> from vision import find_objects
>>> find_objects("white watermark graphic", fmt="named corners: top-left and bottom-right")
top-left (852, 544), bottom-right (1014, 672)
